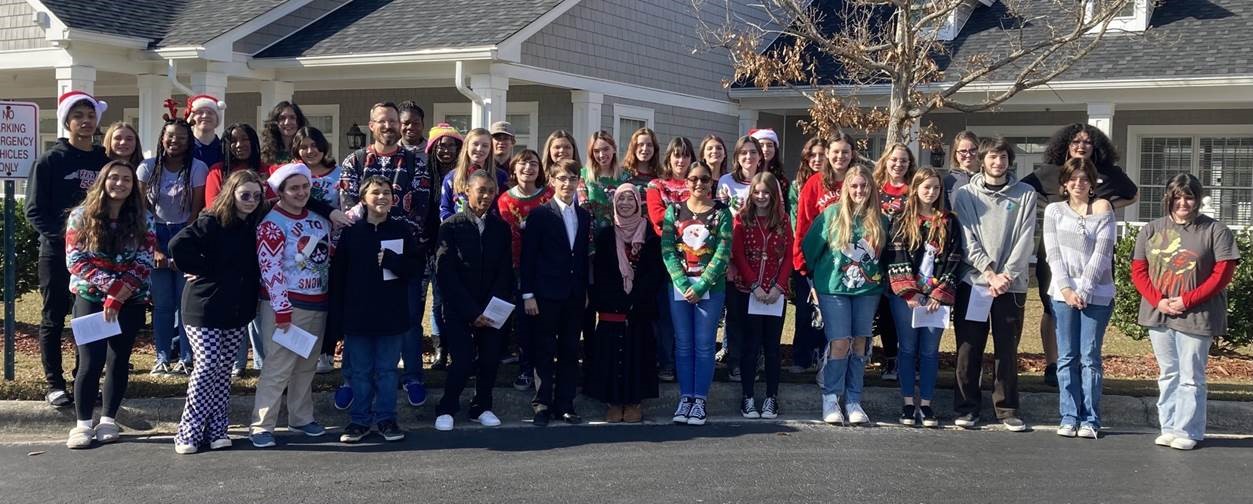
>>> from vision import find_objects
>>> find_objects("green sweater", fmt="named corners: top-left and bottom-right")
top-left (801, 204), bottom-right (888, 296)
top-left (661, 201), bottom-right (733, 297)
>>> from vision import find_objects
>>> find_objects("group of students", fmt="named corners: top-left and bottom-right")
top-left (26, 90), bottom-right (1238, 454)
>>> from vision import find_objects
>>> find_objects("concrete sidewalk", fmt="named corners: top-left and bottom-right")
top-left (3, 381), bottom-right (1251, 437)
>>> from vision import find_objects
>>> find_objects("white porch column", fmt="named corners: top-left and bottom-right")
top-left (191, 70), bottom-right (228, 135)
top-left (54, 65), bottom-right (96, 138)
top-left (1087, 102), bottom-right (1115, 137)
top-left (737, 109), bottom-right (759, 135)
top-left (137, 73), bottom-right (173, 158)
top-left (470, 74), bottom-right (509, 129)
top-left (571, 91), bottom-right (603, 149)
top-left (259, 80), bottom-right (295, 123)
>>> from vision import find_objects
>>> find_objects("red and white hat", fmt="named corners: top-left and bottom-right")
top-left (185, 94), bottom-right (226, 120)
top-left (57, 90), bottom-right (107, 128)
top-left (749, 128), bottom-right (779, 146)
top-left (267, 162), bottom-right (312, 193)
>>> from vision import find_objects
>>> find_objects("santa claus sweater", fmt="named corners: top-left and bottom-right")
top-left (660, 201), bottom-right (732, 298)
top-left (257, 206), bottom-right (334, 323)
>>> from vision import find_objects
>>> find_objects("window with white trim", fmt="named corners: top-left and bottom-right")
top-left (612, 104), bottom-right (654, 158)
top-left (1086, 0), bottom-right (1152, 33)
top-left (1135, 134), bottom-right (1253, 226)
top-left (433, 102), bottom-right (539, 153)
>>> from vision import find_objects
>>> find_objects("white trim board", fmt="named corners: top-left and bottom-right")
top-left (496, 0), bottom-right (582, 62)
top-left (612, 103), bottom-right (654, 145)
top-left (492, 62), bottom-right (739, 116)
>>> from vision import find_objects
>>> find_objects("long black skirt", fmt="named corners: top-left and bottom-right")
top-left (584, 318), bottom-right (659, 404)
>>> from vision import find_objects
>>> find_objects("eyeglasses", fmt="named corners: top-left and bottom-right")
top-left (687, 176), bottom-right (712, 184)
top-left (956, 149), bottom-right (978, 157)
top-left (238, 191), bottom-right (264, 202)
top-left (553, 175), bottom-right (580, 183)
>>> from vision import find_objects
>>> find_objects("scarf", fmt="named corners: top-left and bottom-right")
top-left (613, 183), bottom-right (647, 293)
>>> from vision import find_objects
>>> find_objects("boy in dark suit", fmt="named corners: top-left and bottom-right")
top-left (521, 159), bottom-right (593, 425)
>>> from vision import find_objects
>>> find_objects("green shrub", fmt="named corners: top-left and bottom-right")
top-left (1112, 224), bottom-right (1253, 353)
top-left (0, 197), bottom-right (41, 299)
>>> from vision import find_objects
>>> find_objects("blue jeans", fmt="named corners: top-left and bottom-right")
top-left (888, 295), bottom-right (943, 402)
top-left (345, 332), bottom-right (403, 425)
top-left (153, 222), bottom-right (190, 365)
top-left (401, 273), bottom-right (431, 384)
top-left (816, 293), bottom-right (877, 403)
top-left (789, 272), bottom-right (822, 367)
top-left (670, 289), bottom-right (726, 399)
top-left (654, 280), bottom-right (675, 372)
top-left (1053, 300), bottom-right (1112, 428)
top-left (234, 318), bottom-right (265, 371)
top-left (1148, 326), bottom-right (1212, 441)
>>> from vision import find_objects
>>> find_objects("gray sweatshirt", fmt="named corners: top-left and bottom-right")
top-left (951, 172), bottom-right (1038, 293)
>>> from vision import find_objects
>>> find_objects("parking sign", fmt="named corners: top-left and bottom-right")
top-left (0, 102), bottom-right (39, 180)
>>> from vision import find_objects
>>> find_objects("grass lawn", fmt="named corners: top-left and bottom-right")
top-left (2, 282), bottom-right (1251, 401)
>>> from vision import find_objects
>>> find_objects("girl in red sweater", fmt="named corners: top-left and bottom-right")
top-left (731, 172), bottom-right (792, 418)
top-left (793, 132), bottom-right (860, 275)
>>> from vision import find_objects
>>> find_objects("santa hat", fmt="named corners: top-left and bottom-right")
top-left (425, 122), bottom-right (464, 154)
top-left (267, 162), bottom-right (312, 193)
top-left (57, 90), bottom-right (107, 128)
top-left (749, 128), bottom-right (779, 146)
top-left (185, 94), bottom-right (226, 120)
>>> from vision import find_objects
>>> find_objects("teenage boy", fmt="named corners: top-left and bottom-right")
top-left (490, 121), bottom-right (516, 173)
top-left (433, 170), bottom-right (513, 431)
top-left (186, 94), bottom-right (226, 168)
top-left (399, 101), bottom-right (427, 153)
top-left (521, 159), bottom-right (592, 426)
top-left (339, 102), bottom-right (439, 409)
top-left (950, 137), bottom-right (1038, 432)
top-left (25, 91), bottom-right (110, 408)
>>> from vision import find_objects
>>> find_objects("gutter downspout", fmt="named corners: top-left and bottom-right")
top-left (454, 61), bottom-right (488, 127)
top-left (167, 59), bottom-right (194, 96)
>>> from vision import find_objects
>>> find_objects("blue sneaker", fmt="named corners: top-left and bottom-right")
top-left (404, 379), bottom-right (426, 407)
top-left (333, 384), bottom-right (353, 411)
top-left (290, 421), bottom-right (326, 437)
top-left (250, 431), bottom-right (276, 448)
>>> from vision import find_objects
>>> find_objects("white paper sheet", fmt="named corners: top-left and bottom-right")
top-left (912, 305), bottom-right (952, 329)
top-left (273, 324), bottom-right (318, 359)
top-left (747, 295), bottom-right (785, 317)
top-left (481, 297), bottom-right (516, 329)
top-left (963, 285), bottom-right (994, 322)
top-left (70, 312), bottom-right (121, 346)
top-left (380, 239), bottom-right (404, 280)
top-left (673, 286), bottom-right (710, 302)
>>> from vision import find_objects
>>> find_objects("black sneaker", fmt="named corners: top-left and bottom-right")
top-left (900, 405), bottom-right (917, 426)
top-left (760, 397), bottom-right (779, 419)
top-left (881, 358), bottom-right (898, 381)
top-left (1002, 416), bottom-right (1029, 432)
top-left (512, 372), bottom-right (533, 391)
top-left (920, 406), bottom-right (939, 428)
top-left (377, 420), bottom-right (405, 442)
top-left (954, 413), bottom-right (979, 429)
top-left (339, 423), bottom-right (370, 443)
top-left (687, 398), bottom-right (708, 425)
top-left (740, 396), bottom-right (759, 419)
top-left (1044, 363), bottom-right (1058, 388)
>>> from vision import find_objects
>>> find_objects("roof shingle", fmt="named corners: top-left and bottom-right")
top-left (40, 0), bottom-right (285, 47)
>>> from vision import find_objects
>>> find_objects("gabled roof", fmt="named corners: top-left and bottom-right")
top-left (749, 0), bottom-right (1253, 88)
top-left (38, 0), bottom-right (286, 48)
top-left (255, 0), bottom-right (565, 58)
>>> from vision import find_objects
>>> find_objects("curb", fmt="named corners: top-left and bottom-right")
top-left (3, 381), bottom-right (1251, 436)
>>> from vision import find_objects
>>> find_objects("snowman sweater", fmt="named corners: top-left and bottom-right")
top-left (660, 201), bottom-right (732, 298)
top-left (257, 206), bottom-right (334, 323)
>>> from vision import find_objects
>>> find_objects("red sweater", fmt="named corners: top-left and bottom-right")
top-left (880, 181), bottom-right (909, 219)
top-left (732, 215), bottom-right (793, 295)
top-left (497, 185), bottom-right (555, 268)
top-left (1131, 258), bottom-right (1236, 310)
top-left (792, 173), bottom-right (842, 274)
top-left (646, 177), bottom-right (690, 236)
top-left (204, 162), bottom-right (257, 207)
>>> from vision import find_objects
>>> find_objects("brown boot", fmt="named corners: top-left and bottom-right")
top-left (623, 403), bottom-right (642, 423)
top-left (605, 404), bottom-right (624, 423)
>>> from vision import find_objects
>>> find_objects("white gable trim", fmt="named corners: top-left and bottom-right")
top-left (496, 0), bottom-right (582, 62)
top-left (493, 62), bottom-right (738, 116)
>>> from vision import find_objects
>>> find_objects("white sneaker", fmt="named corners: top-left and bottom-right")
top-left (66, 426), bottom-right (95, 449)
top-left (1155, 433), bottom-right (1177, 447)
top-left (434, 414), bottom-right (454, 431)
top-left (473, 411), bottom-right (502, 427)
top-left (846, 403), bottom-right (870, 425)
top-left (1056, 424), bottom-right (1077, 438)
top-left (821, 394), bottom-right (843, 424)
top-left (209, 438), bottom-right (232, 450)
top-left (1077, 425), bottom-right (1100, 439)
top-left (1169, 437), bottom-right (1197, 450)
top-left (174, 443), bottom-right (198, 455)
top-left (315, 354), bottom-right (334, 374)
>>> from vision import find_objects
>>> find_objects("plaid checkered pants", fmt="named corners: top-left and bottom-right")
top-left (175, 325), bottom-right (246, 447)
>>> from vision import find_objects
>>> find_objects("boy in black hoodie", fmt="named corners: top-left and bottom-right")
top-left (330, 176), bottom-right (422, 443)
top-left (24, 91), bottom-right (110, 407)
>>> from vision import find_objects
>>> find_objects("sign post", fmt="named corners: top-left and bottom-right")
top-left (1, 101), bottom-right (39, 381)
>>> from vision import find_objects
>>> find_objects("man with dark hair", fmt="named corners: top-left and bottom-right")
top-left (398, 101), bottom-right (427, 153)
top-left (25, 91), bottom-right (111, 408)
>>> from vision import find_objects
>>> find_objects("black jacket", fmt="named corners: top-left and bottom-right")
top-left (590, 226), bottom-right (663, 318)
top-left (521, 199), bottom-right (593, 302)
top-left (329, 216), bottom-right (422, 338)
top-left (169, 213), bottom-right (261, 329)
top-left (435, 209), bottom-right (513, 328)
top-left (24, 139), bottom-right (109, 247)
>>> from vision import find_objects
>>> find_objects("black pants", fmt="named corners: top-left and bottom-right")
top-left (740, 305), bottom-right (785, 398)
top-left (531, 296), bottom-right (583, 413)
top-left (436, 322), bottom-right (501, 417)
top-left (37, 241), bottom-right (76, 390)
top-left (723, 288), bottom-right (747, 362)
top-left (875, 294), bottom-right (898, 360)
top-left (952, 282), bottom-right (1025, 419)
top-left (72, 296), bottom-right (144, 422)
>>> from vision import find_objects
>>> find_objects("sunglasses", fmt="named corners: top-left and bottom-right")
top-left (687, 176), bottom-right (712, 184)
top-left (238, 191), bottom-right (265, 202)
